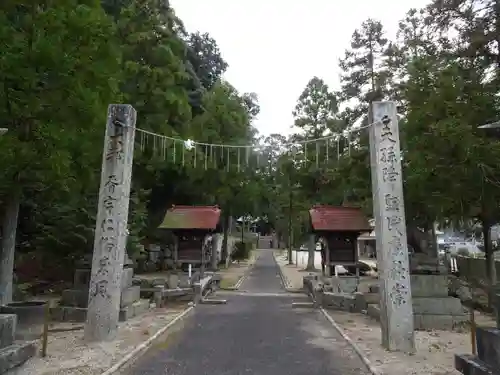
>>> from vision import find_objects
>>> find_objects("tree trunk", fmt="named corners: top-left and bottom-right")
top-left (483, 219), bottom-right (495, 309)
top-left (0, 191), bottom-right (21, 305)
top-left (210, 234), bottom-right (220, 271)
top-left (306, 234), bottom-right (316, 270)
top-left (221, 211), bottom-right (230, 265)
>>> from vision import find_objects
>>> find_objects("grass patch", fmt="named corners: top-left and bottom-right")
top-left (220, 277), bottom-right (239, 289)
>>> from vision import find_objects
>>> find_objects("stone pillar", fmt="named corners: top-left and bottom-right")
top-left (369, 101), bottom-right (415, 353)
top-left (84, 104), bottom-right (136, 342)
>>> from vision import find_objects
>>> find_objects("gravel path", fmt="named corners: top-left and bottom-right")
top-left (127, 250), bottom-right (370, 375)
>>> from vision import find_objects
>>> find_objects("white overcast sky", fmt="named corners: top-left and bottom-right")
top-left (170, 0), bottom-right (430, 136)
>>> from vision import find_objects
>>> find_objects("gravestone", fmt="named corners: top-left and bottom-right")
top-left (54, 254), bottom-right (149, 322)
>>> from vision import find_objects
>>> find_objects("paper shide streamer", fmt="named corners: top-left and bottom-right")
top-left (132, 122), bottom-right (375, 172)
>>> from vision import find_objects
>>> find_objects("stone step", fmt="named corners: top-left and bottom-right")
top-left (455, 354), bottom-right (498, 375)
top-left (0, 341), bottom-right (37, 374)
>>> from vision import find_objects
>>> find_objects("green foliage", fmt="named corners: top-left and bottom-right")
top-left (232, 241), bottom-right (252, 261)
top-left (0, 0), bottom-right (261, 283)
top-left (261, 0), bottom-right (500, 259)
top-left (4, 0), bottom-right (500, 291)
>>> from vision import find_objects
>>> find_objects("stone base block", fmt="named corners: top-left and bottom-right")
top-left (52, 302), bottom-right (146, 323)
top-left (363, 292), bottom-right (379, 305)
top-left (53, 298), bottom-right (151, 323)
top-left (0, 341), bottom-right (37, 374)
top-left (364, 293), bottom-right (467, 316)
top-left (164, 288), bottom-right (191, 298)
top-left (119, 299), bottom-right (150, 322)
top-left (303, 276), bottom-right (315, 295)
top-left (322, 293), bottom-right (354, 311)
top-left (120, 286), bottom-right (140, 308)
top-left (414, 313), bottom-right (466, 330)
top-left (167, 274), bottom-right (179, 289)
top-left (366, 303), bottom-right (467, 330)
top-left (50, 306), bottom-right (87, 322)
top-left (73, 269), bottom-right (91, 289)
top-left (0, 302), bottom-right (47, 341)
top-left (121, 268), bottom-right (134, 290)
top-left (367, 275), bottom-right (450, 298)
top-left (0, 315), bottom-right (16, 349)
top-left (367, 304), bottom-right (380, 320)
top-left (62, 284), bottom-right (141, 310)
top-left (61, 289), bottom-right (88, 308)
top-left (178, 275), bottom-right (191, 288)
top-left (364, 275), bottom-right (448, 295)
top-left (455, 354), bottom-right (498, 375)
top-left (332, 276), bottom-right (359, 294)
top-left (369, 284), bottom-right (379, 294)
top-left (413, 296), bottom-right (466, 316)
top-left (411, 274), bottom-right (448, 297)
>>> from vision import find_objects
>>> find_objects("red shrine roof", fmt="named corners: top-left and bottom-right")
top-left (309, 205), bottom-right (371, 232)
top-left (158, 205), bottom-right (221, 230)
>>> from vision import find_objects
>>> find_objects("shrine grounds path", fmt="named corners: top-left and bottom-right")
top-left (126, 249), bottom-right (370, 375)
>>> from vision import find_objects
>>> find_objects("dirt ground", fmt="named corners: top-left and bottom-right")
top-left (329, 310), bottom-right (478, 375)
top-left (21, 303), bottom-right (189, 375)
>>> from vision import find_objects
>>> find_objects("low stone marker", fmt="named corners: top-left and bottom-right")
top-left (0, 314), bottom-right (36, 374)
top-left (456, 326), bottom-right (500, 375)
